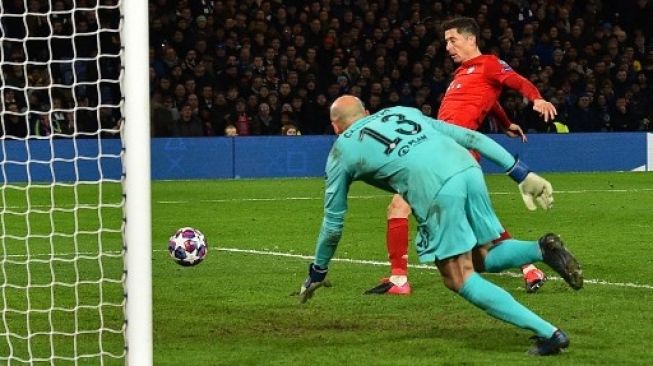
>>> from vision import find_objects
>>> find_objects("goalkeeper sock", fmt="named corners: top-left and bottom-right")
top-left (484, 239), bottom-right (543, 273)
top-left (387, 218), bottom-right (409, 276)
top-left (459, 273), bottom-right (556, 338)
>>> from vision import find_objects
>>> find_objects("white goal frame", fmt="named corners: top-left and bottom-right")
top-left (121, 0), bottom-right (152, 365)
top-left (0, 0), bottom-right (152, 363)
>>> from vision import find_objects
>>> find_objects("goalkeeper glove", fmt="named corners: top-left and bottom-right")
top-left (507, 160), bottom-right (554, 211)
top-left (298, 263), bottom-right (329, 304)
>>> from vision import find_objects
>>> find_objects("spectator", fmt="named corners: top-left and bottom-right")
top-left (173, 84), bottom-right (187, 107)
top-left (302, 94), bottom-right (331, 134)
top-left (186, 93), bottom-right (200, 115)
top-left (205, 91), bottom-right (225, 132)
top-left (611, 97), bottom-right (638, 131)
top-left (246, 94), bottom-right (260, 115)
top-left (281, 123), bottom-right (300, 136)
top-left (224, 124), bottom-right (238, 137)
top-left (99, 107), bottom-right (121, 137)
top-left (75, 97), bottom-right (99, 136)
top-left (278, 82), bottom-right (293, 105)
top-left (51, 97), bottom-right (73, 136)
top-left (593, 94), bottom-right (613, 132)
top-left (199, 85), bottom-right (214, 112)
top-left (2, 103), bottom-right (29, 138)
top-left (226, 99), bottom-right (253, 136)
top-left (32, 114), bottom-right (61, 137)
top-left (251, 103), bottom-right (278, 135)
top-left (32, 0), bottom-right (647, 137)
top-left (151, 94), bottom-right (176, 137)
top-left (566, 94), bottom-right (597, 132)
top-left (174, 104), bottom-right (204, 137)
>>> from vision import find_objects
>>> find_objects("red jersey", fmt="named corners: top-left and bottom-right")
top-left (438, 54), bottom-right (542, 130)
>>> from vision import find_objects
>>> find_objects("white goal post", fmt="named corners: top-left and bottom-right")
top-left (122, 0), bottom-right (152, 365)
top-left (0, 0), bottom-right (152, 364)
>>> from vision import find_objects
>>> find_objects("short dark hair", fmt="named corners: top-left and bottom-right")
top-left (442, 17), bottom-right (480, 39)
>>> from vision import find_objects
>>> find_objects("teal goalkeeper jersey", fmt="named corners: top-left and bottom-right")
top-left (313, 106), bottom-right (517, 267)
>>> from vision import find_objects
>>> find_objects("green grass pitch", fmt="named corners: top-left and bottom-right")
top-left (2, 172), bottom-right (653, 365)
top-left (154, 172), bottom-right (653, 365)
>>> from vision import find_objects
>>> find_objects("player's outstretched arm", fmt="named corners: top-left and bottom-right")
top-left (428, 118), bottom-right (554, 211)
top-left (298, 146), bottom-right (351, 303)
top-left (532, 99), bottom-right (557, 122)
top-left (428, 118), bottom-right (516, 169)
top-left (490, 61), bottom-right (557, 123)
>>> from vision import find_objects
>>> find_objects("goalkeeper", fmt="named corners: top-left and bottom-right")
top-left (298, 96), bottom-right (583, 356)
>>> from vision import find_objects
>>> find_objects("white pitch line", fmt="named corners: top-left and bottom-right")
top-left (3, 247), bottom-right (651, 290)
top-left (157, 194), bottom-right (387, 204)
top-left (157, 188), bottom-right (653, 204)
top-left (217, 247), bottom-right (653, 290)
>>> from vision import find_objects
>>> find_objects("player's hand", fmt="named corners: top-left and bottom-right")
top-left (518, 172), bottom-right (554, 211)
top-left (533, 99), bottom-right (557, 123)
top-left (298, 263), bottom-right (329, 304)
top-left (503, 123), bottom-right (527, 143)
top-left (507, 160), bottom-right (553, 211)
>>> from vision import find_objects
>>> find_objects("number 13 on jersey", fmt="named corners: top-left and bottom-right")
top-left (358, 113), bottom-right (423, 155)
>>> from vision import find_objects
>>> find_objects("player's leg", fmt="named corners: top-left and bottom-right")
top-left (493, 231), bottom-right (547, 293)
top-left (417, 169), bottom-right (569, 355)
top-left (476, 149), bottom-right (547, 291)
top-left (473, 236), bottom-right (583, 291)
top-left (365, 194), bottom-right (411, 295)
top-left (471, 172), bottom-right (546, 290)
top-left (474, 237), bottom-right (583, 290)
top-left (467, 168), bottom-right (582, 291)
top-left (436, 254), bottom-right (569, 355)
top-left (430, 171), bottom-right (568, 355)
top-left (436, 252), bottom-right (562, 338)
top-left (481, 239), bottom-right (543, 273)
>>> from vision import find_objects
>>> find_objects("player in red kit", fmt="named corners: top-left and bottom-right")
top-left (367, 17), bottom-right (558, 295)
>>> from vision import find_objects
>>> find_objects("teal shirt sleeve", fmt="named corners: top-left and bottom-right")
top-left (426, 117), bottom-right (517, 171)
top-left (314, 144), bottom-right (352, 268)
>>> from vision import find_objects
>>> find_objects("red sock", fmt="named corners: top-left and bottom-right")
top-left (491, 228), bottom-right (512, 244)
top-left (387, 218), bottom-right (408, 276)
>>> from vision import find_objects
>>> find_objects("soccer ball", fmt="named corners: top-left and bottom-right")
top-left (168, 227), bottom-right (208, 266)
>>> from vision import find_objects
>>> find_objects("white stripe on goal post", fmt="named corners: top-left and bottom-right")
top-left (122, 0), bottom-right (153, 365)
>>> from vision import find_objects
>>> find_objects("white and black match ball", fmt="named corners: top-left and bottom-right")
top-left (168, 227), bottom-right (208, 266)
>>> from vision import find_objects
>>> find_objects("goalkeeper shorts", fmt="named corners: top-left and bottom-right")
top-left (414, 167), bottom-right (504, 263)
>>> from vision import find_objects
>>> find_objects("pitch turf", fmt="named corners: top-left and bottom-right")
top-left (2, 172), bottom-right (653, 365)
top-left (154, 172), bottom-right (653, 365)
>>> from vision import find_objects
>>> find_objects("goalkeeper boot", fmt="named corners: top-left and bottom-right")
top-left (524, 267), bottom-right (547, 293)
top-left (527, 329), bottom-right (570, 356)
top-left (364, 277), bottom-right (411, 295)
top-left (538, 233), bottom-right (583, 290)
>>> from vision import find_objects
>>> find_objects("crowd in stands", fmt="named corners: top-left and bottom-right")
top-left (0, 0), bottom-right (122, 138)
top-left (148, 0), bottom-right (653, 136)
top-left (1, 1), bottom-right (652, 138)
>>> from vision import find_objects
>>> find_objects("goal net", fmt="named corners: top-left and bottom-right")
top-left (0, 1), bottom-right (151, 365)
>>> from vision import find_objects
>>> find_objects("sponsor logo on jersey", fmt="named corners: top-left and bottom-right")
top-left (466, 66), bottom-right (475, 74)
top-left (499, 60), bottom-right (512, 72)
top-left (398, 134), bottom-right (428, 156)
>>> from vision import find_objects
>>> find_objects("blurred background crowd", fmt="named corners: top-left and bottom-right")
top-left (1, 0), bottom-right (122, 138)
top-left (149, 0), bottom-right (653, 136)
top-left (1, 1), bottom-right (653, 138)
